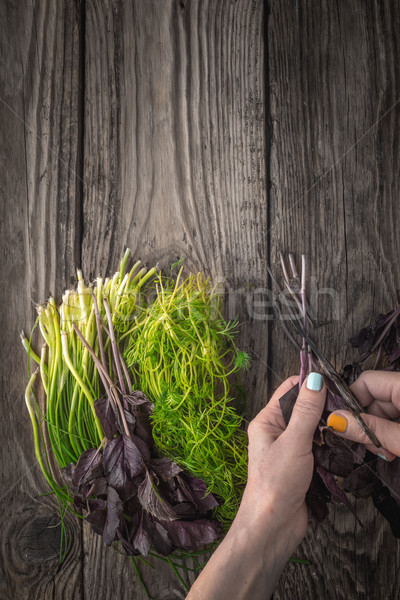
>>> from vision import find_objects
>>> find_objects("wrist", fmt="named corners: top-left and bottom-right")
top-left (236, 486), bottom-right (305, 557)
top-left (187, 488), bottom-right (302, 600)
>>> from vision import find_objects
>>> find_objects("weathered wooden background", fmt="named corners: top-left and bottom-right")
top-left (1, 0), bottom-right (400, 598)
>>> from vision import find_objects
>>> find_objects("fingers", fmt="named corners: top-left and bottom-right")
top-left (326, 409), bottom-right (398, 460)
top-left (284, 373), bottom-right (327, 455)
top-left (351, 370), bottom-right (400, 410)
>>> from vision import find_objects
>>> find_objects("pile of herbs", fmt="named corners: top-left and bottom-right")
top-left (275, 253), bottom-right (400, 537)
top-left (22, 250), bottom-right (249, 592)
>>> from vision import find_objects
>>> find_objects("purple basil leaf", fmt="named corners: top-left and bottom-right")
top-left (317, 466), bottom-right (362, 526)
top-left (124, 495), bottom-right (141, 519)
top-left (350, 326), bottom-right (377, 354)
top-left (134, 412), bottom-right (154, 447)
top-left (306, 474), bottom-right (330, 528)
top-left (173, 502), bottom-right (202, 520)
top-left (73, 495), bottom-right (86, 511)
top-left (116, 528), bottom-right (138, 555)
top-left (94, 396), bottom-right (118, 439)
top-left (124, 391), bottom-right (154, 414)
top-left (132, 511), bottom-right (152, 556)
top-left (351, 441), bottom-right (367, 465)
top-left (162, 519), bottom-right (221, 551)
top-left (72, 448), bottom-right (103, 488)
top-left (124, 410), bottom-right (136, 438)
top-left (103, 434), bottom-right (144, 500)
top-left (132, 433), bottom-right (151, 460)
top-left (103, 486), bottom-right (123, 545)
top-left (145, 513), bottom-right (174, 556)
top-left (314, 429), bottom-right (365, 477)
top-left (90, 476), bottom-right (108, 498)
top-left (156, 476), bottom-right (182, 506)
top-left (177, 474), bottom-right (219, 513)
top-left (150, 458), bottom-right (183, 481)
top-left (313, 442), bottom-right (352, 478)
top-left (62, 463), bottom-right (78, 493)
top-left (342, 461), bottom-right (380, 498)
top-left (62, 463), bottom-right (76, 485)
top-left (279, 383), bottom-right (299, 426)
top-left (86, 507), bottom-right (107, 536)
top-left (351, 310), bottom-right (397, 359)
top-left (131, 511), bottom-right (173, 556)
top-left (350, 311), bottom-right (391, 354)
top-left (138, 471), bottom-right (177, 521)
top-left (88, 498), bottom-right (106, 512)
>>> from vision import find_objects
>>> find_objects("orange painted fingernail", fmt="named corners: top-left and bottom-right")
top-left (327, 413), bottom-right (348, 433)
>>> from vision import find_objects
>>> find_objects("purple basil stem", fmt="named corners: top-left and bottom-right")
top-left (103, 297), bottom-right (127, 395)
top-left (91, 291), bottom-right (108, 372)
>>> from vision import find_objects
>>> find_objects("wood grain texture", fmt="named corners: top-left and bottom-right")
top-left (81, 1), bottom-right (266, 597)
top-left (0, 1), bottom-right (84, 599)
top-left (268, 1), bottom-right (400, 598)
top-left (4, 0), bottom-right (400, 598)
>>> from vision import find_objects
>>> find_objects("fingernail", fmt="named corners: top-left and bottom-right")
top-left (327, 413), bottom-right (348, 433)
top-left (377, 453), bottom-right (388, 461)
top-left (306, 372), bottom-right (323, 391)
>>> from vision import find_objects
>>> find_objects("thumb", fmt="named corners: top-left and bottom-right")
top-left (285, 372), bottom-right (327, 454)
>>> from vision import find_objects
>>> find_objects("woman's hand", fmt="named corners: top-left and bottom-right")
top-left (239, 372), bottom-right (327, 552)
top-left (327, 370), bottom-right (400, 461)
top-left (186, 373), bottom-right (327, 600)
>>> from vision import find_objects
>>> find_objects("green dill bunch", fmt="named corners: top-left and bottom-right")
top-left (124, 269), bottom-right (250, 524)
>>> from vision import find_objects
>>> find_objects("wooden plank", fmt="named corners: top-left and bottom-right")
top-left (268, 1), bottom-right (400, 598)
top-left (0, 1), bottom-right (84, 598)
top-left (81, 0), bottom-right (266, 597)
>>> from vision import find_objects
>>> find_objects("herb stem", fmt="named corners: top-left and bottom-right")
top-left (60, 331), bottom-right (103, 442)
top-left (103, 298), bottom-right (126, 395)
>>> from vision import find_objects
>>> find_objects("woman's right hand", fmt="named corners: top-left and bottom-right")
top-left (326, 370), bottom-right (400, 461)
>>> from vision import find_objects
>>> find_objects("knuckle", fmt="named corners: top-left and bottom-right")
top-left (247, 419), bottom-right (259, 437)
top-left (294, 396), bottom-right (317, 416)
top-left (357, 414), bottom-right (379, 443)
top-left (359, 370), bottom-right (372, 380)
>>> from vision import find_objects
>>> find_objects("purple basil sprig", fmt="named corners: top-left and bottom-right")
top-left (63, 321), bottom-right (222, 556)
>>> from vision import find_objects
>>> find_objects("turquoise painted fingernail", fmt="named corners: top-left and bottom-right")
top-left (307, 372), bottom-right (323, 391)
top-left (377, 453), bottom-right (388, 461)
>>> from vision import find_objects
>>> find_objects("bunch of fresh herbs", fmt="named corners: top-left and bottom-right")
top-left (22, 250), bottom-right (249, 593)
